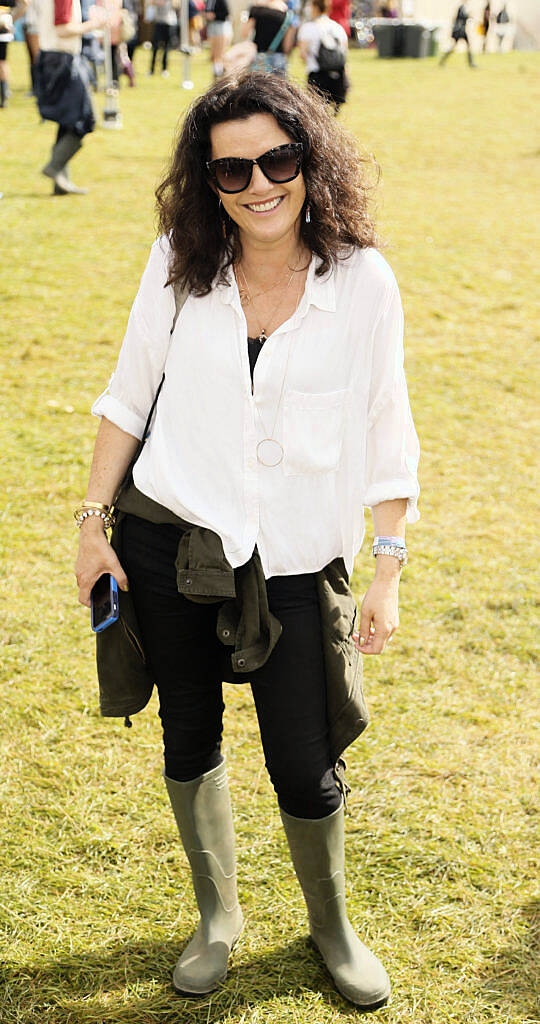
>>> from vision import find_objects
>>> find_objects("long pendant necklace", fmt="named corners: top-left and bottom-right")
top-left (236, 263), bottom-right (302, 467)
top-left (237, 263), bottom-right (297, 345)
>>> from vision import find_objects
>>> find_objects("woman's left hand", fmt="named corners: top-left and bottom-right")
top-left (353, 575), bottom-right (400, 655)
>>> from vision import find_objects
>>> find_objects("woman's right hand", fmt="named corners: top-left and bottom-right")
top-left (75, 520), bottom-right (129, 607)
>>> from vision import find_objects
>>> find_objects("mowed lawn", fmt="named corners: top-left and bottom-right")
top-left (1, 41), bottom-right (539, 1024)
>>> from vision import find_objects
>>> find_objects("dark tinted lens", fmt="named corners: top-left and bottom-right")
top-left (213, 158), bottom-right (251, 192)
top-left (259, 146), bottom-right (301, 183)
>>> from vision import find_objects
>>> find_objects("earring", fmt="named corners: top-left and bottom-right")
top-left (305, 203), bottom-right (311, 224)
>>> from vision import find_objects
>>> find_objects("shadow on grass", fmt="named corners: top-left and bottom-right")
top-left (478, 898), bottom-right (539, 1021)
top-left (0, 934), bottom-right (360, 1023)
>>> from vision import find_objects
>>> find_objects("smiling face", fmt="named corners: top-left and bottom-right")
top-left (209, 113), bottom-right (306, 251)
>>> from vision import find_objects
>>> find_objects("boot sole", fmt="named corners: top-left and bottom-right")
top-left (172, 923), bottom-right (244, 997)
top-left (308, 935), bottom-right (391, 1012)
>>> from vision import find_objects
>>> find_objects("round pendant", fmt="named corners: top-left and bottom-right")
top-left (257, 438), bottom-right (284, 467)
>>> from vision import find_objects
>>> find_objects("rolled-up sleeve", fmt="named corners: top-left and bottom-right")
top-left (364, 277), bottom-right (420, 523)
top-left (91, 237), bottom-right (176, 440)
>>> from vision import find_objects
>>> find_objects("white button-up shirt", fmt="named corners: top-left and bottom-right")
top-left (92, 237), bottom-right (420, 578)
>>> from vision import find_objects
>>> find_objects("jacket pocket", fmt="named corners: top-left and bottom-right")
top-left (283, 388), bottom-right (350, 477)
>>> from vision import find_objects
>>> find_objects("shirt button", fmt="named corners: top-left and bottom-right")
top-left (185, 578), bottom-right (192, 585)
top-left (237, 658), bottom-right (246, 668)
top-left (222, 629), bottom-right (231, 638)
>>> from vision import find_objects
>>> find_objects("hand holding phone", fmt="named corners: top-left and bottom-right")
top-left (91, 573), bottom-right (119, 632)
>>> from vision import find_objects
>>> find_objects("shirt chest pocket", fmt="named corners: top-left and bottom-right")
top-left (282, 388), bottom-right (350, 477)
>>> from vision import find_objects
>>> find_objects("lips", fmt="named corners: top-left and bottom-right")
top-left (244, 196), bottom-right (284, 213)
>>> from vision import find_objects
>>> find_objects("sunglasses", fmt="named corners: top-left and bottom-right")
top-left (206, 142), bottom-right (304, 194)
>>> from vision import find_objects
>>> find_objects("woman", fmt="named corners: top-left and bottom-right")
top-left (75, 73), bottom-right (420, 1010)
top-left (439, 3), bottom-right (478, 67)
top-left (242, 0), bottom-right (294, 74)
top-left (298, 0), bottom-right (348, 113)
top-left (205, 0), bottom-right (230, 79)
top-left (148, 0), bottom-right (177, 76)
top-left (35, 0), bottom-right (107, 193)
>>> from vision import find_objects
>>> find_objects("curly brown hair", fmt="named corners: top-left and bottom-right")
top-left (156, 72), bottom-right (379, 296)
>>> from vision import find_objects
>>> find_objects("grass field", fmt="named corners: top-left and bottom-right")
top-left (1, 41), bottom-right (539, 1024)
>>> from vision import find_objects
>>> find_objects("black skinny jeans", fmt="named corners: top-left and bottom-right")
top-left (122, 514), bottom-right (341, 819)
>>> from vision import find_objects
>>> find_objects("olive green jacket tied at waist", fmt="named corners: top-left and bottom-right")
top-left (96, 483), bottom-right (369, 801)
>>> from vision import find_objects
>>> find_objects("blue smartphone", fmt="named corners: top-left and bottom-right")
top-left (91, 574), bottom-right (119, 633)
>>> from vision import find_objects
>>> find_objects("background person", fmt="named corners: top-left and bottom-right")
top-left (21, 0), bottom-right (40, 96)
top-left (148, 0), bottom-right (177, 76)
top-left (242, 0), bottom-right (294, 73)
top-left (481, 1), bottom-right (491, 51)
top-left (495, 2), bottom-right (509, 49)
top-left (35, 0), bottom-right (107, 192)
top-left (0, 0), bottom-right (27, 108)
top-left (298, 0), bottom-right (348, 113)
top-left (205, 0), bottom-right (230, 78)
top-left (75, 72), bottom-right (420, 1010)
top-left (328, 0), bottom-right (350, 37)
top-left (439, 3), bottom-right (478, 68)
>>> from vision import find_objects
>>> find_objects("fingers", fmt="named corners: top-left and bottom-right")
top-left (75, 548), bottom-right (129, 609)
top-left (354, 622), bottom-right (397, 655)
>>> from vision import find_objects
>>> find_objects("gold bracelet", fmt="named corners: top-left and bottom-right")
top-left (79, 500), bottom-right (111, 511)
top-left (74, 506), bottom-right (115, 529)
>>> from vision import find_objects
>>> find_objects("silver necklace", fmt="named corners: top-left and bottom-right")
top-left (237, 264), bottom-right (303, 471)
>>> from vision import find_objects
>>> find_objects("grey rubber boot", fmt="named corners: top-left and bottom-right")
top-left (42, 132), bottom-right (88, 194)
top-left (164, 760), bottom-right (244, 995)
top-left (280, 802), bottom-right (391, 1011)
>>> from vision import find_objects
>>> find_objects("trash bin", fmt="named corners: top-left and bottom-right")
top-left (402, 22), bottom-right (430, 58)
top-left (371, 20), bottom-right (396, 58)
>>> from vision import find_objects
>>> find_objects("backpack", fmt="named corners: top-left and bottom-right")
top-left (317, 24), bottom-right (346, 73)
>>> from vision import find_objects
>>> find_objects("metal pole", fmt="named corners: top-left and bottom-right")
top-left (179, 0), bottom-right (193, 89)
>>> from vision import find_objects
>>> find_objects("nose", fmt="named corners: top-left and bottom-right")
top-left (247, 162), bottom-right (274, 195)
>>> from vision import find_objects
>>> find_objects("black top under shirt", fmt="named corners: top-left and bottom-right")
top-left (247, 335), bottom-right (265, 385)
top-left (248, 5), bottom-right (288, 52)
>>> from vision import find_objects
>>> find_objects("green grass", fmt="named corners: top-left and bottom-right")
top-left (1, 42), bottom-right (539, 1024)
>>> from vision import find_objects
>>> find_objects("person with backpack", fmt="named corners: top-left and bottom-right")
top-left (298, 0), bottom-right (348, 113)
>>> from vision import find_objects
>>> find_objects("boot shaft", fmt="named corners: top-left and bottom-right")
top-left (280, 802), bottom-right (349, 930)
top-left (164, 761), bottom-right (239, 920)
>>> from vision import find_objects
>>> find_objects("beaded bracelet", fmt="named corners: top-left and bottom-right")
top-left (74, 506), bottom-right (115, 530)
